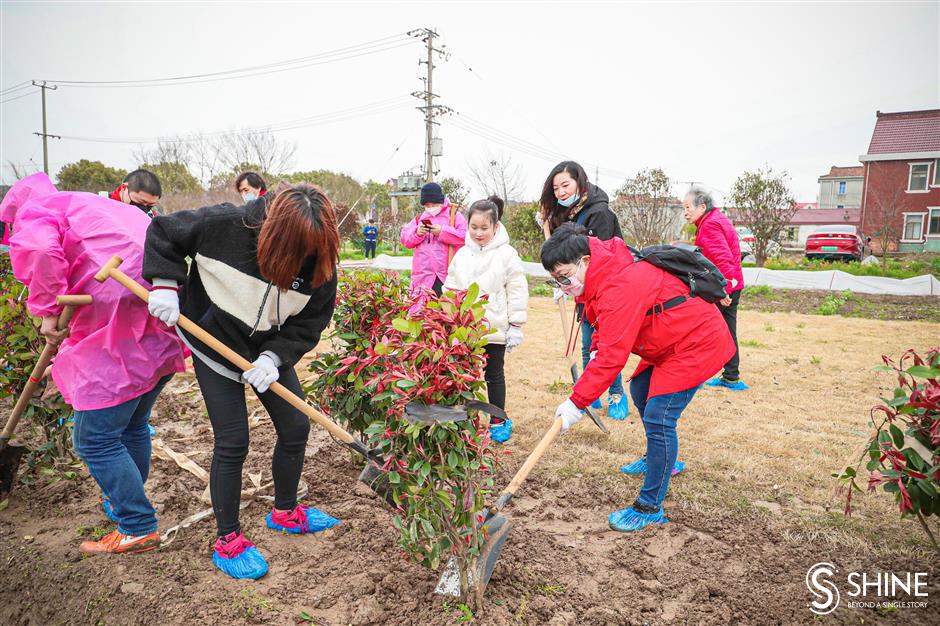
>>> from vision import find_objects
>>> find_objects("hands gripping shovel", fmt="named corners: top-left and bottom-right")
top-left (0, 294), bottom-right (92, 494)
top-left (94, 256), bottom-right (397, 504)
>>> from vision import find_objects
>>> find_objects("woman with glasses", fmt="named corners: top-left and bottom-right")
top-left (541, 224), bottom-right (734, 532)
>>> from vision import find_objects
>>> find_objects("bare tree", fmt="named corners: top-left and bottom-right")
top-left (612, 168), bottom-right (680, 248)
top-left (865, 162), bottom-right (914, 268)
top-left (467, 152), bottom-right (525, 203)
top-left (215, 130), bottom-right (296, 177)
top-left (727, 166), bottom-right (796, 266)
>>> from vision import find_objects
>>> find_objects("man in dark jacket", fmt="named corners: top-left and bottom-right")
top-left (363, 218), bottom-right (378, 259)
top-left (110, 169), bottom-right (162, 218)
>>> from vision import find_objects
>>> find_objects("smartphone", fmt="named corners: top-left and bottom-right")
top-left (421, 218), bottom-right (432, 226)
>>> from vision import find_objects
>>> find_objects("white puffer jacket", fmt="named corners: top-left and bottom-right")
top-left (444, 224), bottom-right (528, 345)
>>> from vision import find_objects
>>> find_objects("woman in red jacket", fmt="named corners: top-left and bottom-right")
top-left (683, 188), bottom-right (747, 390)
top-left (542, 224), bottom-right (734, 531)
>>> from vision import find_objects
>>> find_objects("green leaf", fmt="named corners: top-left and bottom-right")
top-left (906, 365), bottom-right (940, 379)
top-left (395, 379), bottom-right (416, 389)
top-left (889, 424), bottom-right (904, 449)
top-left (388, 471), bottom-right (401, 484)
top-left (447, 450), bottom-right (459, 469)
top-left (391, 318), bottom-right (411, 333)
top-left (0, 499), bottom-right (8, 511)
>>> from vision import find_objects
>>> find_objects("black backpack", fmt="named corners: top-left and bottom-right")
top-left (630, 243), bottom-right (728, 309)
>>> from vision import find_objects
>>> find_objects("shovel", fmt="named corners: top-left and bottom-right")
top-left (560, 301), bottom-right (608, 435)
top-left (93, 256), bottom-right (395, 504)
top-left (0, 294), bottom-right (92, 494)
top-left (436, 416), bottom-right (564, 598)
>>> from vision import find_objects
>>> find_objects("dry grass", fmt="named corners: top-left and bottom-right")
top-left (500, 297), bottom-right (939, 556)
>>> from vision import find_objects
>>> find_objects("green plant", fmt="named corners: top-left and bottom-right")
top-left (763, 323), bottom-right (775, 332)
top-left (354, 286), bottom-right (497, 603)
top-left (504, 202), bottom-right (543, 262)
top-left (742, 285), bottom-right (772, 298)
top-left (810, 355), bottom-right (822, 365)
top-left (0, 256), bottom-right (75, 479)
top-left (305, 270), bottom-right (410, 438)
top-left (817, 291), bottom-right (852, 316)
top-left (836, 348), bottom-right (940, 552)
top-left (740, 339), bottom-right (766, 348)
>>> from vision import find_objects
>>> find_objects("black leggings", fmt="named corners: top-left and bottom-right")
top-left (193, 359), bottom-right (310, 537)
top-left (484, 344), bottom-right (506, 420)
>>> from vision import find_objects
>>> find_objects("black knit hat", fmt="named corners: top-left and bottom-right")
top-left (419, 182), bottom-right (445, 206)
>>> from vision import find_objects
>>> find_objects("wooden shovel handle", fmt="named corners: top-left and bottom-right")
top-left (499, 418), bottom-right (563, 501)
top-left (0, 295), bottom-right (91, 443)
top-left (95, 256), bottom-right (359, 447)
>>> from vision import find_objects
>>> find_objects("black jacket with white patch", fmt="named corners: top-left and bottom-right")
top-left (143, 196), bottom-right (337, 370)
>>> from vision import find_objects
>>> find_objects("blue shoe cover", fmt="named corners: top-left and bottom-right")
top-left (590, 399), bottom-right (602, 410)
top-left (102, 498), bottom-right (119, 523)
top-left (705, 377), bottom-right (724, 387)
top-left (607, 395), bottom-right (629, 420)
top-left (266, 505), bottom-right (340, 534)
top-left (212, 545), bottom-right (268, 579)
top-left (608, 506), bottom-right (668, 532)
top-left (720, 379), bottom-right (749, 391)
top-left (489, 419), bottom-right (513, 443)
top-left (619, 457), bottom-right (647, 474)
top-left (619, 458), bottom-right (685, 476)
top-left (148, 424), bottom-right (156, 438)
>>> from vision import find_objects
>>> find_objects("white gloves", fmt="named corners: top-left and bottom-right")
top-left (148, 279), bottom-right (180, 326)
top-left (555, 399), bottom-right (583, 432)
top-left (505, 326), bottom-right (524, 353)
top-left (242, 354), bottom-right (279, 393)
top-left (552, 288), bottom-right (565, 303)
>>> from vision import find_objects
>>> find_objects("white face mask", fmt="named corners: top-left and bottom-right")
top-left (557, 259), bottom-right (585, 297)
top-left (424, 205), bottom-right (444, 217)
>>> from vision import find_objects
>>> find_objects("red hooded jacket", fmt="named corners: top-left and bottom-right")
top-left (570, 237), bottom-right (735, 408)
top-left (694, 208), bottom-right (744, 294)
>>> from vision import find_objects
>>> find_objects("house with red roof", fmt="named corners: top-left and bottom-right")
top-left (818, 166), bottom-right (864, 209)
top-left (859, 109), bottom-right (940, 253)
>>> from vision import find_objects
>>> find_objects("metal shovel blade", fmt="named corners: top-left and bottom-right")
top-left (357, 458), bottom-right (397, 507)
top-left (434, 513), bottom-right (512, 597)
top-left (0, 443), bottom-right (26, 496)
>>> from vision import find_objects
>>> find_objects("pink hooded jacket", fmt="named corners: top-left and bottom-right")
top-left (0, 173), bottom-right (187, 411)
top-left (400, 203), bottom-right (467, 306)
top-left (694, 208), bottom-right (744, 294)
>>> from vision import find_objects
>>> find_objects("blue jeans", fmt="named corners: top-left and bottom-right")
top-left (581, 315), bottom-right (624, 396)
top-left (72, 375), bottom-right (172, 535)
top-left (364, 240), bottom-right (377, 258)
top-left (629, 367), bottom-right (697, 508)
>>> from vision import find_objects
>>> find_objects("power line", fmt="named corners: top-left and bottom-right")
top-left (41, 34), bottom-right (416, 89)
top-left (0, 81), bottom-right (34, 96)
top-left (56, 96), bottom-right (416, 145)
top-left (0, 89), bottom-right (39, 105)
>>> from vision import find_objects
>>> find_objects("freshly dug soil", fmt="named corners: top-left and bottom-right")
top-left (739, 288), bottom-right (940, 322)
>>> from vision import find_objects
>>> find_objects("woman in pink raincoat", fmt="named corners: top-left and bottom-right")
top-left (0, 172), bottom-right (187, 557)
top-left (400, 182), bottom-right (467, 310)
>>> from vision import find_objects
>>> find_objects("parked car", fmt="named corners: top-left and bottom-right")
top-left (804, 225), bottom-right (871, 262)
top-left (735, 226), bottom-right (781, 261)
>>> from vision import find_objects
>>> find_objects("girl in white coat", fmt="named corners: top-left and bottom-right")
top-left (444, 197), bottom-right (528, 443)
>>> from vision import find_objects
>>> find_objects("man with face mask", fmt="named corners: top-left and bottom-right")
top-left (110, 169), bottom-right (162, 218)
top-left (541, 223), bottom-right (734, 533)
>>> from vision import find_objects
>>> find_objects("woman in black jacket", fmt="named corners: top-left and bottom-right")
top-left (143, 184), bottom-right (340, 580)
top-left (539, 161), bottom-right (628, 420)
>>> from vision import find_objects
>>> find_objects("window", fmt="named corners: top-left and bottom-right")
top-left (908, 163), bottom-right (929, 192)
top-left (903, 214), bottom-right (924, 240)
top-left (929, 208), bottom-right (940, 236)
top-left (838, 181), bottom-right (846, 194)
top-left (837, 205), bottom-right (844, 209)
top-left (934, 159), bottom-right (940, 186)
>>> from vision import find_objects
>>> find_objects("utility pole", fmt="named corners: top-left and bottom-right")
top-left (409, 28), bottom-right (451, 182)
top-left (31, 81), bottom-right (60, 174)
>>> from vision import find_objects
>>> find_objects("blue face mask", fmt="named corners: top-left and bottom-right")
top-left (242, 192), bottom-right (257, 203)
top-left (558, 193), bottom-right (580, 208)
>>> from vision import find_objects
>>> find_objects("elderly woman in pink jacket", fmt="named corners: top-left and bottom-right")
top-left (683, 187), bottom-right (747, 390)
top-left (400, 182), bottom-right (467, 310)
top-left (0, 173), bottom-right (187, 556)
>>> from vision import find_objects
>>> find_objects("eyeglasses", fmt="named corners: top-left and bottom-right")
top-left (544, 276), bottom-right (571, 288)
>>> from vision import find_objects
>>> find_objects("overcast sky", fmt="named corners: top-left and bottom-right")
top-left (1, 1), bottom-right (937, 204)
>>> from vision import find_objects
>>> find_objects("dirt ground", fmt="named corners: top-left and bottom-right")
top-left (1, 298), bottom-right (938, 625)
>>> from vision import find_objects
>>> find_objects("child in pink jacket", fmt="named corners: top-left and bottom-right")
top-left (399, 182), bottom-right (467, 310)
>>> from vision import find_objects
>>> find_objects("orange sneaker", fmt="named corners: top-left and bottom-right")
top-left (79, 530), bottom-right (160, 556)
